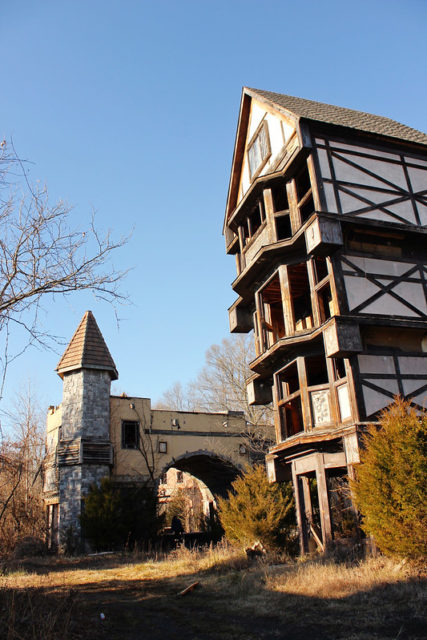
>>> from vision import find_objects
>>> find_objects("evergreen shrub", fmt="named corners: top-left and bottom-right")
top-left (218, 465), bottom-right (297, 552)
top-left (351, 398), bottom-right (427, 559)
top-left (80, 478), bottom-right (162, 551)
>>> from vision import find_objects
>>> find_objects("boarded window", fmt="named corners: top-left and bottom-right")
top-left (248, 121), bottom-right (270, 178)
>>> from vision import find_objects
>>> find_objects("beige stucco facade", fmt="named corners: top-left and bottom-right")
top-left (46, 394), bottom-right (250, 493)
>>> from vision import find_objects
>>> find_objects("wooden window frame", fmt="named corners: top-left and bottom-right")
top-left (247, 119), bottom-right (271, 181)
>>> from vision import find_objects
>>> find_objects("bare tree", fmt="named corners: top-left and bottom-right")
top-left (0, 142), bottom-right (128, 397)
top-left (0, 384), bottom-right (46, 552)
top-left (156, 334), bottom-right (275, 456)
top-left (154, 381), bottom-right (194, 411)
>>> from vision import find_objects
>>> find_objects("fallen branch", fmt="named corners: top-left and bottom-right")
top-left (178, 581), bottom-right (200, 597)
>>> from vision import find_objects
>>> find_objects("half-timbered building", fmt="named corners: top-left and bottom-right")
top-left (223, 88), bottom-right (427, 553)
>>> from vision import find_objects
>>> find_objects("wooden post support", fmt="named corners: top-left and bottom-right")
top-left (315, 453), bottom-right (333, 548)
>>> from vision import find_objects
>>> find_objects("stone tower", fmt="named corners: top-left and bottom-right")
top-left (53, 311), bottom-right (118, 546)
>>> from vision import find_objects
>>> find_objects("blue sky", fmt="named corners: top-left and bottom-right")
top-left (0, 0), bottom-right (426, 419)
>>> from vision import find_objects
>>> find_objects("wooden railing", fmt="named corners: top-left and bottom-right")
top-left (56, 439), bottom-right (113, 465)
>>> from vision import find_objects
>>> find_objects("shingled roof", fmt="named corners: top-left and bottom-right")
top-left (247, 88), bottom-right (427, 147)
top-left (56, 311), bottom-right (118, 380)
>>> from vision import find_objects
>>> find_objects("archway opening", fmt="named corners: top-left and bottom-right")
top-left (158, 451), bottom-right (241, 536)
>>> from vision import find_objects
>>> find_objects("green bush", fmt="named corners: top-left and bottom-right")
top-left (80, 478), bottom-right (162, 551)
top-left (351, 398), bottom-right (427, 559)
top-left (218, 465), bottom-right (296, 552)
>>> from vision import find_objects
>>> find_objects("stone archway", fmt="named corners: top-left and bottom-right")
top-left (160, 449), bottom-right (241, 498)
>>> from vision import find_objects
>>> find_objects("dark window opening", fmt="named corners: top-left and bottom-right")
top-left (307, 475), bottom-right (322, 542)
top-left (247, 202), bottom-right (263, 237)
top-left (295, 166), bottom-right (311, 201)
top-left (332, 358), bottom-right (346, 380)
top-left (122, 421), bottom-right (139, 449)
top-left (300, 195), bottom-right (315, 223)
top-left (288, 263), bottom-right (313, 331)
top-left (318, 283), bottom-right (333, 323)
top-left (177, 471), bottom-right (184, 483)
top-left (280, 398), bottom-right (303, 439)
top-left (160, 472), bottom-right (168, 484)
top-left (314, 257), bottom-right (328, 283)
top-left (275, 214), bottom-right (292, 240)
top-left (259, 274), bottom-right (286, 348)
top-left (240, 200), bottom-right (265, 248)
top-left (278, 361), bottom-right (299, 400)
top-left (327, 471), bottom-right (358, 540)
top-left (241, 219), bottom-right (249, 245)
top-left (306, 355), bottom-right (329, 387)
top-left (272, 184), bottom-right (289, 212)
top-left (277, 360), bottom-right (304, 439)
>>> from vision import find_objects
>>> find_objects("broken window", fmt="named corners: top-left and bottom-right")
top-left (276, 361), bottom-right (303, 440)
top-left (258, 273), bottom-right (286, 350)
top-left (317, 282), bottom-right (333, 323)
top-left (295, 164), bottom-right (314, 224)
top-left (272, 182), bottom-right (291, 240)
top-left (248, 120), bottom-right (271, 178)
top-left (288, 262), bottom-right (314, 332)
top-left (327, 471), bottom-right (358, 539)
top-left (121, 421), bottom-right (139, 449)
top-left (305, 355), bottom-right (333, 427)
top-left (238, 199), bottom-right (266, 249)
top-left (313, 257), bottom-right (328, 284)
top-left (310, 256), bottom-right (334, 324)
top-left (332, 358), bottom-right (346, 380)
top-left (306, 355), bottom-right (329, 387)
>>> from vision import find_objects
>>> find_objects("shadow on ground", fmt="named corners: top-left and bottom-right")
top-left (1, 555), bottom-right (426, 640)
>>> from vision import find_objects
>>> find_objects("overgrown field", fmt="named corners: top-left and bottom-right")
top-left (1, 544), bottom-right (425, 640)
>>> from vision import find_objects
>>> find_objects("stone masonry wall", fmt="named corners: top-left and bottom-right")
top-left (59, 464), bottom-right (111, 543)
top-left (61, 369), bottom-right (111, 440)
top-left (58, 368), bottom-right (112, 547)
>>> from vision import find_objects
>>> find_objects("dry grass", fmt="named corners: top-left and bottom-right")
top-left (1, 545), bottom-right (426, 639)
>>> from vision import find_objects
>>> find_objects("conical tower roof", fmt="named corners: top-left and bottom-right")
top-left (56, 311), bottom-right (118, 380)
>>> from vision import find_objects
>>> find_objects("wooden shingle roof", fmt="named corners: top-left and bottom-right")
top-left (56, 311), bottom-right (118, 380)
top-left (247, 88), bottom-right (427, 147)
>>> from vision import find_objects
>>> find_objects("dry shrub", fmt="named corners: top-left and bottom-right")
top-left (265, 556), bottom-right (424, 600)
top-left (0, 587), bottom-right (75, 640)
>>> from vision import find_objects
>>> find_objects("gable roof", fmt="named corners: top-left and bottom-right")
top-left (247, 88), bottom-right (427, 146)
top-left (56, 310), bottom-right (118, 380)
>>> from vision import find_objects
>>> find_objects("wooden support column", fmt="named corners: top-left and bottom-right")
top-left (298, 356), bottom-right (311, 431)
top-left (278, 265), bottom-right (294, 336)
top-left (272, 380), bottom-right (282, 444)
top-left (262, 188), bottom-right (276, 244)
top-left (315, 453), bottom-right (333, 548)
top-left (301, 475), bottom-right (313, 538)
top-left (291, 461), bottom-right (307, 555)
top-left (307, 154), bottom-right (321, 211)
top-left (287, 179), bottom-right (300, 234)
top-left (306, 258), bottom-right (321, 327)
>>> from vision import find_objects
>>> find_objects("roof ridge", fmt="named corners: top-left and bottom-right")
top-left (245, 88), bottom-right (427, 146)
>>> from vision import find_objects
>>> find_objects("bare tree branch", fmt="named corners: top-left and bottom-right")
top-left (0, 141), bottom-right (129, 397)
